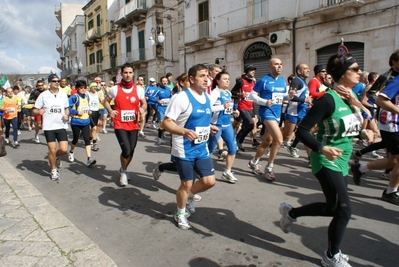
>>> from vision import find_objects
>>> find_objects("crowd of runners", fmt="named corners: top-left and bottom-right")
top-left (1, 49), bottom-right (399, 267)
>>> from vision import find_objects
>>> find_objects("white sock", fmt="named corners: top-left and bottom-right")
top-left (359, 163), bottom-right (369, 173)
top-left (267, 163), bottom-right (274, 169)
top-left (177, 207), bottom-right (185, 214)
top-left (386, 186), bottom-right (398, 194)
top-left (224, 169), bottom-right (231, 174)
top-left (251, 158), bottom-right (259, 164)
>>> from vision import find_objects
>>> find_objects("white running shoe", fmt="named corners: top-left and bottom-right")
top-left (68, 152), bottom-right (75, 162)
top-left (287, 146), bottom-right (300, 158)
top-left (119, 171), bottom-right (128, 187)
top-left (152, 161), bottom-right (162, 180)
top-left (186, 198), bottom-right (195, 215)
top-left (86, 158), bottom-right (96, 167)
top-left (101, 129), bottom-right (108, 134)
top-left (248, 160), bottom-right (264, 175)
top-left (56, 157), bottom-right (62, 168)
top-left (50, 169), bottom-right (60, 181)
top-left (221, 171), bottom-right (238, 184)
top-left (265, 167), bottom-right (276, 181)
top-left (192, 194), bottom-right (202, 202)
top-left (14, 141), bottom-right (20, 147)
top-left (17, 130), bottom-right (21, 135)
top-left (174, 211), bottom-right (191, 230)
top-left (370, 151), bottom-right (383, 159)
top-left (279, 202), bottom-right (296, 233)
top-left (139, 131), bottom-right (146, 138)
top-left (321, 250), bottom-right (352, 267)
top-left (157, 137), bottom-right (163, 145)
top-left (4, 138), bottom-right (9, 144)
top-left (35, 135), bottom-right (40, 144)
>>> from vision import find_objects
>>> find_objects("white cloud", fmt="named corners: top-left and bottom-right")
top-left (38, 66), bottom-right (57, 74)
top-left (0, 50), bottom-right (26, 73)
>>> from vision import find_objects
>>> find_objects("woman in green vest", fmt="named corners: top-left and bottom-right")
top-left (278, 53), bottom-right (367, 267)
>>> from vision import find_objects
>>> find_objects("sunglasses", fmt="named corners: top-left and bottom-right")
top-left (51, 80), bottom-right (60, 83)
top-left (348, 66), bottom-right (360, 72)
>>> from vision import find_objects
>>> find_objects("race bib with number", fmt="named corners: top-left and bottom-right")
top-left (341, 113), bottom-right (362, 137)
top-left (90, 101), bottom-right (99, 108)
top-left (244, 93), bottom-right (253, 101)
top-left (194, 126), bottom-right (210, 144)
top-left (272, 93), bottom-right (284, 105)
top-left (49, 105), bottom-right (62, 114)
top-left (80, 106), bottom-right (90, 114)
top-left (121, 110), bottom-right (136, 122)
top-left (224, 103), bottom-right (233, 114)
top-left (6, 107), bottom-right (15, 114)
top-left (161, 98), bottom-right (170, 106)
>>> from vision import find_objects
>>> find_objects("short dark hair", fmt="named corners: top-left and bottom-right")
top-left (166, 72), bottom-right (173, 78)
top-left (120, 62), bottom-right (134, 73)
top-left (326, 53), bottom-right (356, 82)
top-left (208, 64), bottom-right (221, 71)
top-left (368, 72), bottom-right (378, 83)
top-left (212, 70), bottom-right (229, 89)
top-left (75, 80), bottom-right (87, 88)
top-left (188, 64), bottom-right (208, 81)
top-left (13, 85), bottom-right (19, 90)
top-left (389, 50), bottom-right (399, 67)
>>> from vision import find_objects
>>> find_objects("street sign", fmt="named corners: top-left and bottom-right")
top-left (338, 44), bottom-right (349, 54)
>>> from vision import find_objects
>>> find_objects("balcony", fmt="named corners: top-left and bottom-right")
top-left (56, 42), bottom-right (62, 53)
top-left (57, 60), bottom-right (64, 70)
top-left (82, 27), bottom-right (102, 45)
top-left (114, 0), bottom-right (147, 28)
top-left (64, 42), bottom-right (77, 57)
top-left (304, 0), bottom-right (365, 17)
top-left (185, 21), bottom-right (216, 46)
top-left (55, 24), bottom-right (62, 39)
top-left (102, 54), bottom-right (121, 71)
top-left (61, 68), bottom-right (72, 78)
top-left (85, 64), bottom-right (103, 75)
top-left (218, 0), bottom-right (294, 38)
top-left (54, 5), bottom-right (61, 23)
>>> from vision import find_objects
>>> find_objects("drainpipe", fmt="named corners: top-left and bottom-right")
top-left (292, 17), bottom-right (297, 74)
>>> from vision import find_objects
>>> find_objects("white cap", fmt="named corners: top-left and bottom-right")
top-left (149, 77), bottom-right (156, 82)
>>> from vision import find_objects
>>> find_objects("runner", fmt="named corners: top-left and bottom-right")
top-left (155, 76), bottom-right (172, 145)
top-left (103, 63), bottom-right (147, 187)
top-left (88, 82), bottom-right (102, 152)
top-left (136, 76), bottom-right (146, 138)
top-left (279, 53), bottom-right (365, 267)
top-left (33, 74), bottom-right (69, 181)
top-left (28, 80), bottom-right (46, 144)
top-left (0, 87), bottom-right (20, 147)
top-left (162, 64), bottom-right (218, 230)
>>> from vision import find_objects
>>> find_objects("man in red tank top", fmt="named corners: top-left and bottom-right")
top-left (104, 63), bottom-right (147, 187)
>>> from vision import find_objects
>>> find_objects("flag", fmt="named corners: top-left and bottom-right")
top-left (0, 75), bottom-right (11, 89)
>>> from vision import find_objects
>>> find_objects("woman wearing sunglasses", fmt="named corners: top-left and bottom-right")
top-left (278, 53), bottom-right (368, 267)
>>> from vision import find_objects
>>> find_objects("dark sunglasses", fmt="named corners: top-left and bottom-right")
top-left (51, 80), bottom-right (60, 83)
top-left (348, 66), bottom-right (360, 72)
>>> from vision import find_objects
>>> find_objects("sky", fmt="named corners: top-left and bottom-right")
top-left (0, 0), bottom-right (87, 76)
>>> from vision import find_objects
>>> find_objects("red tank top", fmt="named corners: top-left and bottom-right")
top-left (113, 84), bottom-right (139, 130)
top-left (237, 78), bottom-right (255, 110)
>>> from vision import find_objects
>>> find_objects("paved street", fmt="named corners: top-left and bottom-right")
top-left (1, 125), bottom-right (398, 267)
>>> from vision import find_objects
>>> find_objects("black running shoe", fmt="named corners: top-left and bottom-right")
top-left (381, 190), bottom-right (399, 205)
top-left (351, 163), bottom-right (363, 185)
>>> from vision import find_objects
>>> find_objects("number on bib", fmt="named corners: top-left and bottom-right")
top-left (272, 93), bottom-right (284, 105)
top-left (194, 126), bottom-right (210, 144)
top-left (121, 110), bottom-right (136, 122)
top-left (341, 113), bottom-right (362, 137)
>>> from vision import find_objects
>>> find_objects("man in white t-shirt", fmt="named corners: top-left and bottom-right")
top-left (33, 74), bottom-right (69, 181)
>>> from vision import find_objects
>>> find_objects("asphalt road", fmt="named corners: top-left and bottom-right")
top-left (5, 126), bottom-right (399, 267)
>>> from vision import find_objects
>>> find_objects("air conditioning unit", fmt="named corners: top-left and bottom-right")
top-left (269, 30), bottom-right (291, 46)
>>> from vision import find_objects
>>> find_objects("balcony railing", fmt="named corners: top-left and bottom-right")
top-left (55, 24), bottom-right (62, 39)
top-left (321, 0), bottom-right (348, 7)
top-left (64, 42), bottom-right (77, 57)
top-left (115, 0), bottom-right (147, 26)
top-left (57, 60), bottom-right (63, 70)
top-left (54, 5), bottom-right (61, 23)
top-left (185, 21), bottom-right (213, 45)
top-left (56, 42), bottom-right (62, 53)
top-left (304, 0), bottom-right (365, 17)
top-left (86, 64), bottom-right (103, 75)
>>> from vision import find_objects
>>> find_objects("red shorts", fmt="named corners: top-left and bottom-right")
top-left (34, 115), bottom-right (42, 122)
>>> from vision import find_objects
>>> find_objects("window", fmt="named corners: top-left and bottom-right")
top-left (88, 19), bottom-right (94, 30)
top-left (110, 43), bottom-right (117, 68)
top-left (198, 1), bottom-right (209, 22)
top-left (126, 36), bottom-right (131, 53)
top-left (89, 53), bottom-right (95, 65)
top-left (138, 30), bottom-right (144, 60)
top-left (253, 0), bottom-right (265, 19)
top-left (96, 49), bottom-right (103, 63)
top-left (96, 14), bottom-right (101, 27)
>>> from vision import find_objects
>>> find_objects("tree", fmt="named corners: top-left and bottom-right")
top-left (6, 73), bottom-right (23, 86)
top-left (0, 19), bottom-right (9, 45)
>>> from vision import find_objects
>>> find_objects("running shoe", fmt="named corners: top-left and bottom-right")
top-left (192, 194), bottom-right (202, 202)
top-left (4, 138), bottom-right (9, 144)
top-left (237, 142), bottom-right (245, 152)
top-left (28, 126), bottom-right (32, 132)
top-left (218, 150), bottom-right (228, 161)
top-left (157, 137), bottom-right (164, 145)
top-left (370, 151), bottom-right (383, 159)
top-left (50, 169), bottom-right (60, 181)
top-left (186, 198), bottom-right (195, 215)
top-left (380, 172), bottom-right (390, 181)
top-left (15, 141), bottom-right (20, 146)
top-left (174, 211), bottom-right (191, 230)
top-left (86, 158), bottom-right (96, 167)
top-left (281, 141), bottom-right (291, 148)
top-left (248, 160), bottom-right (264, 175)
top-left (17, 130), bottom-right (21, 136)
top-left (35, 135), bottom-right (40, 144)
top-left (119, 170), bottom-right (128, 187)
top-left (265, 167), bottom-right (276, 181)
top-left (221, 171), bottom-right (238, 184)
top-left (321, 250), bottom-right (352, 267)
top-left (68, 152), bottom-right (75, 162)
top-left (287, 146), bottom-right (299, 158)
top-left (279, 202), bottom-right (296, 234)
top-left (351, 151), bottom-right (361, 164)
top-left (139, 131), bottom-right (146, 138)
top-left (56, 157), bottom-right (62, 168)
top-left (101, 129), bottom-right (108, 134)
top-left (91, 143), bottom-right (99, 151)
top-left (381, 190), bottom-right (399, 205)
top-left (350, 163), bottom-right (363, 185)
top-left (153, 161), bottom-right (162, 180)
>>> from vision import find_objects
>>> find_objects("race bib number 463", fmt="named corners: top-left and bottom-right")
top-left (49, 105), bottom-right (62, 114)
top-left (121, 110), bottom-right (136, 122)
top-left (194, 126), bottom-right (210, 144)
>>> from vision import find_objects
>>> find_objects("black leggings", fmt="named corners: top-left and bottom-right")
top-left (290, 166), bottom-right (351, 256)
top-left (236, 109), bottom-right (254, 144)
top-left (359, 141), bottom-right (384, 155)
top-left (114, 129), bottom-right (138, 158)
top-left (71, 124), bottom-right (91, 146)
top-left (145, 104), bottom-right (158, 123)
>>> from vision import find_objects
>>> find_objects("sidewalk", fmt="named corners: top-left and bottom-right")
top-left (0, 157), bottom-right (117, 267)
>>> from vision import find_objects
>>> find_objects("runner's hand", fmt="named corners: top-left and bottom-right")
top-left (183, 129), bottom-right (199, 141)
top-left (321, 146), bottom-right (343, 161)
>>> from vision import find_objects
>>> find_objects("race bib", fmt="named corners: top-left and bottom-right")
top-left (80, 106), bottom-right (90, 114)
top-left (121, 110), bottom-right (136, 122)
top-left (272, 93), bottom-right (284, 105)
top-left (161, 98), bottom-right (170, 106)
top-left (194, 126), bottom-right (210, 144)
top-left (6, 107), bottom-right (15, 114)
top-left (244, 93), bottom-right (253, 101)
top-left (49, 105), bottom-right (62, 114)
top-left (90, 101), bottom-right (99, 108)
top-left (341, 113), bottom-right (362, 137)
top-left (224, 103), bottom-right (233, 114)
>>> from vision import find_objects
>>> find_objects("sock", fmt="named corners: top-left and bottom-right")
top-left (93, 139), bottom-right (97, 144)
top-left (224, 169), bottom-right (231, 174)
top-left (251, 158), bottom-right (259, 164)
top-left (267, 163), bottom-right (274, 169)
top-left (359, 163), bottom-right (369, 173)
top-left (177, 207), bottom-right (185, 214)
top-left (386, 186), bottom-right (398, 194)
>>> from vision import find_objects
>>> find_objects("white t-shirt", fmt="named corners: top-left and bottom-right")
top-left (107, 85), bottom-right (145, 101)
top-left (34, 90), bottom-right (69, 131)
